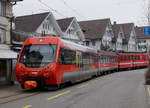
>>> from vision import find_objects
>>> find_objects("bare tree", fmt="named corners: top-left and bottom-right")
top-left (144, 0), bottom-right (150, 25)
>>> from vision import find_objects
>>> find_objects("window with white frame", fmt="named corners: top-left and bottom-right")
top-left (0, 1), bottom-right (5, 16)
top-left (92, 40), bottom-right (95, 46)
top-left (0, 28), bottom-right (5, 43)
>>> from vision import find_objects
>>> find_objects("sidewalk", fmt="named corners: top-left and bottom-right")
top-left (0, 82), bottom-right (23, 99)
top-left (0, 82), bottom-right (39, 104)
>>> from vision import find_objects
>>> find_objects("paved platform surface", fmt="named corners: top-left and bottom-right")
top-left (0, 83), bottom-right (22, 99)
top-left (0, 69), bottom-right (149, 108)
top-left (0, 82), bottom-right (39, 104)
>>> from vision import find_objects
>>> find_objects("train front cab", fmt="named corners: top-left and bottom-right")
top-left (16, 37), bottom-right (63, 89)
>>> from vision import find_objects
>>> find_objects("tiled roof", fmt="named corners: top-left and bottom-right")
top-left (78, 18), bottom-right (110, 40)
top-left (117, 23), bottom-right (134, 43)
top-left (57, 17), bottom-right (74, 32)
top-left (135, 26), bottom-right (150, 39)
top-left (112, 24), bottom-right (120, 41)
top-left (15, 12), bottom-right (49, 32)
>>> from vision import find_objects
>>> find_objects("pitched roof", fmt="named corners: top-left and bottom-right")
top-left (135, 26), bottom-right (150, 39)
top-left (57, 17), bottom-right (74, 32)
top-left (112, 24), bottom-right (121, 41)
top-left (15, 12), bottom-right (50, 32)
top-left (117, 23), bottom-right (134, 43)
top-left (78, 18), bottom-right (110, 40)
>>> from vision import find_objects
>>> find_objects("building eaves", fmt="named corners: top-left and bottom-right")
top-left (57, 17), bottom-right (74, 32)
top-left (117, 23), bottom-right (134, 43)
top-left (78, 18), bottom-right (110, 40)
top-left (15, 12), bottom-right (50, 32)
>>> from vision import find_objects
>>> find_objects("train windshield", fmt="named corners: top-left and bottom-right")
top-left (19, 44), bottom-right (57, 68)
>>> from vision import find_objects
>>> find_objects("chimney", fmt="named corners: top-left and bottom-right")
top-left (113, 21), bottom-right (117, 25)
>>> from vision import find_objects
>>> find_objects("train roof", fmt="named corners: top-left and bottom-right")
top-left (61, 39), bottom-right (97, 53)
top-left (117, 51), bottom-right (147, 55)
top-left (98, 50), bottom-right (117, 55)
top-left (24, 36), bottom-right (97, 53)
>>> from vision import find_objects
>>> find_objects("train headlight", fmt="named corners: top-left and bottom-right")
top-left (47, 64), bottom-right (54, 69)
top-left (43, 72), bottom-right (49, 78)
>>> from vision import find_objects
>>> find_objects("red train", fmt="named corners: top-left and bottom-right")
top-left (16, 37), bottom-right (148, 90)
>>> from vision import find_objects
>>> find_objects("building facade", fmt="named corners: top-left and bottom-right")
top-left (79, 18), bottom-right (114, 51)
top-left (13, 12), bottom-right (85, 51)
top-left (0, 0), bottom-right (21, 84)
top-left (117, 23), bottom-right (138, 51)
top-left (57, 17), bottom-right (85, 44)
top-left (135, 26), bottom-right (150, 51)
top-left (112, 22), bottom-right (125, 51)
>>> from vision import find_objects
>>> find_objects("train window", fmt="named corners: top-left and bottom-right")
top-left (90, 53), bottom-right (98, 64)
top-left (107, 56), bottom-right (109, 63)
top-left (100, 55), bottom-right (103, 64)
top-left (111, 56), bottom-right (113, 63)
top-left (20, 44), bottom-right (57, 68)
top-left (143, 55), bottom-right (146, 60)
top-left (128, 56), bottom-right (130, 60)
top-left (116, 56), bottom-right (118, 62)
top-left (120, 56), bottom-right (123, 61)
top-left (82, 52), bottom-right (90, 65)
top-left (138, 56), bottom-right (140, 60)
top-left (58, 48), bottom-right (76, 65)
top-left (124, 56), bottom-right (126, 61)
top-left (104, 56), bottom-right (106, 63)
top-left (134, 56), bottom-right (137, 60)
top-left (106, 56), bottom-right (108, 63)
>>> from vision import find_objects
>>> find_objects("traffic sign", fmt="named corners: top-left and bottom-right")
top-left (144, 26), bottom-right (150, 36)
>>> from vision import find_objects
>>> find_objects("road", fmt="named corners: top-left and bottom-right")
top-left (0, 69), bottom-right (149, 108)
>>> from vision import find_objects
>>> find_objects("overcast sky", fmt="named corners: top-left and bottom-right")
top-left (13, 0), bottom-right (148, 26)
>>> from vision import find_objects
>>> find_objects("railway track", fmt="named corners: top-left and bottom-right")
top-left (0, 91), bottom-right (40, 104)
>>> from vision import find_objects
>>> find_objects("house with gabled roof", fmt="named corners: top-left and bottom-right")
top-left (135, 26), bottom-right (150, 51)
top-left (13, 12), bottom-right (64, 51)
top-left (112, 22), bottom-right (125, 51)
top-left (79, 18), bottom-right (114, 51)
top-left (57, 17), bottom-right (85, 44)
top-left (14, 12), bottom-right (63, 39)
top-left (13, 12), bottom-right (85, 51)
top-left (117, 23), bottom-right (138, 51)
top-left (0, 0), bottom-right (23, 84)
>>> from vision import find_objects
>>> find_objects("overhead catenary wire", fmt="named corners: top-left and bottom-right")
top-left (58, 0), bottom-right (87, 20)
top-left (37, 0), bottom-right (67, 18)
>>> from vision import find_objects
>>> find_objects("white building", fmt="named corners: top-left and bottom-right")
top-left (0, 0), bottom-right (22, 84)
top-left (135, 26), bottom-right (150, 51)
top-left (79, 18), bottom-right (114, 51)
top-left (112, 22), bottom-right (125, 51)
top-left (117, 23), bottom-right (138, 51)
top-left (57, 17), bottom-right (85, 44)
top-left (13, 12), bottom-right (85, 51)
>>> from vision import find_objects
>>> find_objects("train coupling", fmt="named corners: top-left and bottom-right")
top-left (24, 80), bottom-right (37, 90)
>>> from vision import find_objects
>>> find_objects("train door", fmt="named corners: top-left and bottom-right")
top-left (98, 55), bottom-right (101, 75)
top-left (77, 51), bottom-right (82, 80)
top-left (130, 55), bottom-right (133, 68)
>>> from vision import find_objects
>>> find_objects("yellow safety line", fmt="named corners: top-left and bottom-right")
top-left (48, 90), bottom-right (70, 100)
top-left (78, 84), bottom-right (89, 88)
top-left (23, 105), bottom-right (32, 108)
top-left (76, 50), bottom-right (78, 65)
top-left (92, 80), bottom-right (99, 83)
top-left (147, 87), bottom-right (150, 96)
